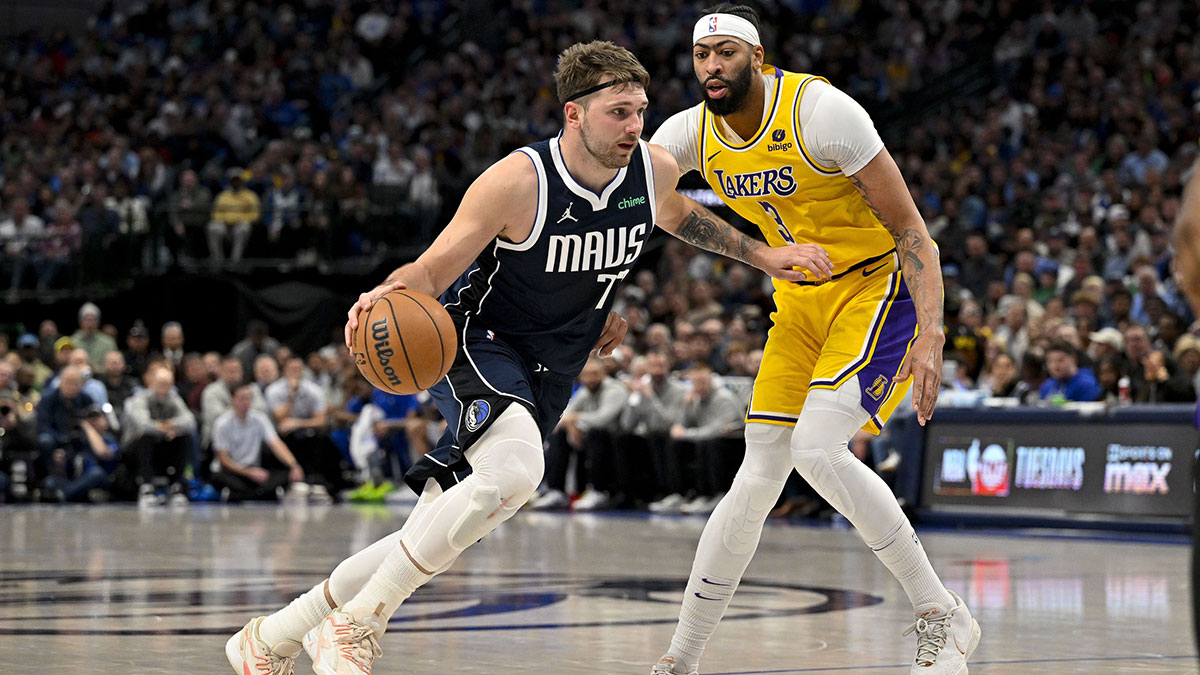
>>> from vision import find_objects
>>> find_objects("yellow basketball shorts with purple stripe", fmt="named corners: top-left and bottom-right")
top-left (747, 254), bottom-right (918, 434)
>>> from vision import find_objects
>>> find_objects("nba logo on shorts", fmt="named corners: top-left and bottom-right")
top-left (708, 16), bottom-right (718, 32)
top-left (465, 399), bottom-right (491, 432)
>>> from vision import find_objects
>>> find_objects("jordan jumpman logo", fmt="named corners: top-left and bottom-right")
top-left (558, 201), bottom-right (578, 223)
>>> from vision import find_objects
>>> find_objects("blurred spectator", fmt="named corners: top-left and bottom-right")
top-left (72, 302), bottom-right (117, 370)
top-left (122, 365), bottom-right (196, 506)
top-left (211, 384), bottom-right (305, 502)
top-left (533, 357), bottom-right (626, 511)
top-left (977, 352), bottom-right (1019, 398)
top-left (201, 357), bottom-right (268, 450)
top-left (1173, 335), bottom-right (1200, 398)
top-left (253, 354), bottom-right (280, 398)
top-left (209, 171), bottom-right (259, 264)
top-left (407, 147), bottom-right (441, 242)
top-left (653, 364), bottom-right (746, 515)
top-left (1123, 323), bottom-right (1195, 403)
top-left (41, 403), bottom-right (119, 503)
top-left (2, 200), bottom-right (46, 292)
top-left (177, 353), bottom-right (210, 412)
top-left (232, 321), bottom-right (282, 377)
top-left (160, 322), bottom-right (185, 370)
top-left (1010, 351), bottom-right (1047, 406)
top-left (12, 365), bottom-right (42, 423)
top-left (39, 200), bottom-right (82, 289)
top-left (107, 179), bottom-right (152, 272)
top-left (122, 321), bottom-right (154, 379)
top-left (264, 357), bottom-right (336, 501)
top-left (168, 170), bottom-right (213, 262)
top-left (619, 350), bottom-right (686, 506)
top-left (36, 365), bottom-right (94, 471)
top-left (46, 348), bottom-right (109, 406)
top-left (99, 351), bottom-right (138, 422)
top-left (14, 333), bottom-right (51, 389)
top-left (264, 169), bottom-right (310, 259)
top-left (1039, 341), bottom-right (1102, 403)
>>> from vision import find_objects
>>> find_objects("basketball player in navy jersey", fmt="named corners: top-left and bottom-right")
top-left (1168, 154), bottom-right (1200, 664)
top-left (226, 40), bottom-right (833, 675)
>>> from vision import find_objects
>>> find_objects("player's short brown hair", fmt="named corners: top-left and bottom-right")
top-left (554, 41), bottom-right (650, 105)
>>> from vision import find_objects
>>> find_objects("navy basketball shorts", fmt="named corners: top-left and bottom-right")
top-left (404, 322), bottom-right (574, 494)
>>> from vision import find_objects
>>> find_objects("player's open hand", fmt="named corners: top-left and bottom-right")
top-left (753, 243), bottom-right (833, 283)
top-left (591, 311), bottom-right (628, 358)
top-left (345, 281), bottom-right (407, 351)
top-left (894, 331), bottom-right (945, 426)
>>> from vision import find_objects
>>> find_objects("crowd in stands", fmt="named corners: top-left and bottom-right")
top-left (2, 2), bottom-right (1200, 511)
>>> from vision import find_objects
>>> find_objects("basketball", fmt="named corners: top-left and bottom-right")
top-left (352, 289), bottom-right (457, 395)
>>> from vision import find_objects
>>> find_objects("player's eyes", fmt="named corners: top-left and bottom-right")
top-left (613, 108), bottom-right (624, 116)
top-left (722, 50), bottom-right (735, 57)
top-left (694, 51), bottom-right (706, 59)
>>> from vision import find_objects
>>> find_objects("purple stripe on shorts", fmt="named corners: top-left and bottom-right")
top-left (856, 277), bottom-right (918, 417)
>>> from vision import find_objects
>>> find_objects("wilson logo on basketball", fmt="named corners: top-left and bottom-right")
top-left (370, 318), bottom-right (404, 388)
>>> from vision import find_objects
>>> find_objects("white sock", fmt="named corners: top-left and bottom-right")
top-left (258, 581), bottom-right (333, 649)
top-left (667, 572), bottom-right (738, 670)
top-left (664, 425), bottom-right (793, 671)
top-left (867, 518), bottom-right (954, 610)
top-left (341, 540), bottom-right (432, 624)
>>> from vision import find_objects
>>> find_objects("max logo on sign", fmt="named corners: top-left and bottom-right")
top-left (370, 318), bottom-right (403, 388)
top-left (465, 399), bottom-right (490, 432)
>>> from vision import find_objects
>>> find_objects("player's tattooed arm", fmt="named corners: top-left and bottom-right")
top-left (673, 202), bottom-right (765, 264)
top-left (846, 172), bottom-right (942, 330)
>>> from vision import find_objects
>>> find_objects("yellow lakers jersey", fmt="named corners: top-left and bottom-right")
top-left (698, 66), bottom-right (895, 276)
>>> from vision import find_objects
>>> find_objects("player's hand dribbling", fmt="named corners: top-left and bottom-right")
top-left (592, 311), bottom-right (628, 358)
top-left (344, 281), bottom-right (408, 351)
top-left (895, 331), bottom-right (945, 426)
top-left (752, 243), bottom-right (833, 283)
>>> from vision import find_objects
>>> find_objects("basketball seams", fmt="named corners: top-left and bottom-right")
top-left (380, 295), bottom-right (422, 391)
top-left (397, 291), bottom-right (450, 379)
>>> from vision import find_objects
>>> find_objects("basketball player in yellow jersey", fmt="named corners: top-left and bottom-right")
top-left (648, 5), bottom-right (980, 675)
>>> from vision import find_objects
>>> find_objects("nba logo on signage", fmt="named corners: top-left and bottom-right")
top-left (709, 16), bottom-right (718, 32)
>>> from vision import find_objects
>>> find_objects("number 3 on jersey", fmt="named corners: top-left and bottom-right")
top-left (759, 201), bottom-right (795, 244)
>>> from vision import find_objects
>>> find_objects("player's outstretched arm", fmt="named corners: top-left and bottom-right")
top-left (1172, 157), bottom-right (1200, 313)
top-left (846, 147), bottom-right (944, 425)
top-left (344, 153), bottom-right (538, 349)
top-left (648, 144), bottom-right (832, 282)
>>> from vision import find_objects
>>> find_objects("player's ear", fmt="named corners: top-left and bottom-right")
top-left (752, 44), bottom-right (765, 69)
top-left (563, 101), bottom-right (584, 130)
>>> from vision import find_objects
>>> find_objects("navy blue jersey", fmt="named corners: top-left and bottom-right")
top-left (439, 134), bottom-right (657, 375)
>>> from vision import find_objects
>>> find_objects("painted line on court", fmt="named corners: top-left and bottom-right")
top-left (706, 654), bottom-right (1199, 674)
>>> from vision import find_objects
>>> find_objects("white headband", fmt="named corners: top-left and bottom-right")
top-left (693, 13), bottom-right (760, 47)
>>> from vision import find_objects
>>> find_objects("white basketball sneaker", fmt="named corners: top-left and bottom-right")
top-left (903, 590), bottom-right (981, 674)
top-left (307, 609), bottom-right (384, 675)
top-left (225, 616), bottom-right (301, 675)
top-left (650, 655), bottom-right (698, 675)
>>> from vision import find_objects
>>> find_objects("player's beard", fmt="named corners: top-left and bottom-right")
top-left (580, 119), bottom-right (634, 170)
top-left (702, 59), bottom-right (754, 116)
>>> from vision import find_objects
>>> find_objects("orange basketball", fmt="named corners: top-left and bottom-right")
top-left (352, 289), bottom-right (457, 394)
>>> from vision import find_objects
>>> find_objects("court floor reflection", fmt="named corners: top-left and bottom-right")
top-left (0, 504), bottom-right (1194, 674)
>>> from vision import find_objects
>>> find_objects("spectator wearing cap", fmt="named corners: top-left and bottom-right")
top-left (40, 403), bottom-right (118, 503)
top-left (121, 364), bottom-right (196, 503)
top-left (123, 321), bottom-right (154, 379)
top-left (71, 302), bottom-right (117, 370)
top-left (1039, 341), bottom-right (1102, 402)
top-left (14, 333), bottom-right (51, 389)
top-left (210, 384), bottom-right (304, 502)
top-left (208, 170), bottom-right (260, 264)
top-left (1088, 327), bottom-right (1126, 366)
